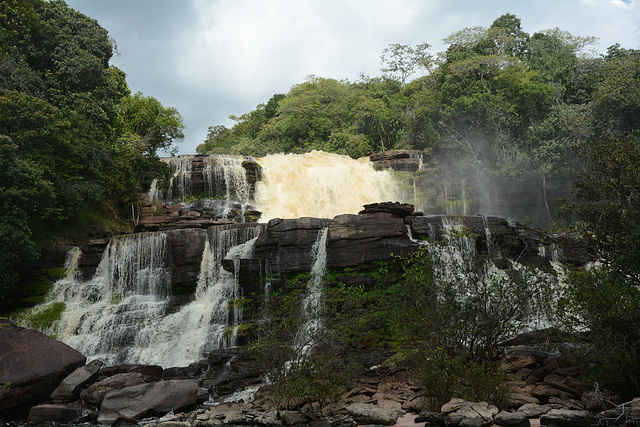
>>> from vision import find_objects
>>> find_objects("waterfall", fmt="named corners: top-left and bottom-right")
top-left (296, 228), bottom-right (329, 354)
top-left (135, 224), bottom-right (264, 367)
top-left (42, 233), bottom-right (171, 365)
top-left (254, 151), bottom-right (399, 221)
top-left (19, 226), bottom-right (263, 367)
top-left (203, 155), bottom-right (252, 203)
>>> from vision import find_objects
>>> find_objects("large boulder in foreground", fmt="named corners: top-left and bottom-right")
top-left (97, 379), bottom-right (199, 425)
top-left (0, 320), bottom-right (86, 418)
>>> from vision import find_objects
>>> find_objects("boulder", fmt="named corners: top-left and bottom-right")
top-left (80, 373), bottom-right (146, 406)
top-left (517, 403), bottom-right (552, 418)
top-left (27, 403), bottom-right (91, 424)
top-left (51, 359), bottom-right (103, 402)
top-left (441, 398), bottom-right (498, 427)
top-left (97, 379), bottom-right (199, 425)
top-left (0, 320), bottom-right (86, 418)
top-left (345, 403), bottom-right (398, 425)
top-left (251, 217), bottom-right (333, 274)
top-left (539, 408), bottom-right (595, 427)
top-left (494, 411), bottom-right (530, 427)
top-left (358, 202), bottom-right (416, 217)
top-left (501, 350), bottom-right (545, 372)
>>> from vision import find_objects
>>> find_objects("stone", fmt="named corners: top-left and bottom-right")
top-left (442, 399), bottom-right (498, 427)
top-left (27, 403), bottom-right (92, 424)
top-left (51, 359), bottom-right (103, 402)
top-left (501, 350), bottom-right (545, 372)
top-left (251, 217), bottom-right (333, 274)
top-left (358, 202), bottom-right (415, 217)
top-left (517, 403), bottom-right (552, 418)
top-left (80, 373), bottom-right (146, 406)
top-left (542, 374), bottom-right (583, 398)
top-left (539, 409), bottom-right (595, 427)
top-left (128, 364), bottom-right (163, 380)
top-left (345, 403), bottom-right (398, 426)
top-left (97, 379), bottom-right (199, 425)
top-left (414, 410), bottom-right (445, 425)
top-left (507, 385), bottom-right (540, 408)
top-left (0, 320), bottom-right (86, 418)
top-left (494, 411), bottom-right (530, 427)
top-left (280, 410), bottom-right (310, 425)
top-left (326, 213), bottom-right (419, 268)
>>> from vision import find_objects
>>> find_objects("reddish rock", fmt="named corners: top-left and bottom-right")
top-left (0, 320), bottom-right (86, 418)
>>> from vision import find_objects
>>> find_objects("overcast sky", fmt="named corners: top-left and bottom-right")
top-left (65, 0), bottom-right (639, 155)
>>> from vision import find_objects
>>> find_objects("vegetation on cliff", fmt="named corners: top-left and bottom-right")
top-left (198, 14), bottom-right (639, 179)
top-left (0, 0), bottom-right (184, 297)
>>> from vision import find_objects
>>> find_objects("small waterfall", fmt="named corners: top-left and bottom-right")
top-left (203, 155), bottom-right (252, 203)
top-left (296, 228), bottom-right (329, 354)
top-left (168, 156), bottom-right (193, 201)
top-left (135, 224), bottom-right (264, 367)
top-left (255, 151), bottom-right (399, 221)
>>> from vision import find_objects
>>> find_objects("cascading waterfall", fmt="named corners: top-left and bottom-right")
top-left (135, 225), bottom-right (264, 367)
top-left (20, 225), bottom-right (264, 367)
top-left (46, 233), bottom-right (171, 365)
top-left (203, 155), bottom-right (252, 203)
top-left (296, 228), bottom-right (329, 354)
top-left (254, 151), bottom-right (399, 221)
top-left (407, 217), bottom-right (557, 330)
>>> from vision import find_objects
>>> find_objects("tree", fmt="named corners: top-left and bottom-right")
top-left (118, 91), bottom-right (184, 156)
top-left (380, 43), bottom-right (433, 88)
top-left (560, 133), bottom-right (640, 397)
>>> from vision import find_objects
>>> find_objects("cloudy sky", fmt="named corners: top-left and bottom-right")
top-left (65, 0), bottom-right (639, 155)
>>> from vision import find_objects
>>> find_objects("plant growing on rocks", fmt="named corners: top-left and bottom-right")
top-left (391, 246), bottom-right (547, 409)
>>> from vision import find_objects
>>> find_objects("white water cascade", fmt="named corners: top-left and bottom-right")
top-left (296, 228), bottom-right (329, 354)
top-left (42, 232), bottom-right (171, 365)
top-left (203, 155), bottom-right (252, 203)
top-left (19, 225), bottom-right (263, 367)
top-left (254, 151), bottom-right (399, 221)
top-left (134, 225), bottom-right (264, 367)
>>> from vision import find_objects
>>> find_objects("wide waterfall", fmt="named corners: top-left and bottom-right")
top-left (18, 225), bottom-right (263, 367)
top-left (254, 151), bottom-right (399, 220)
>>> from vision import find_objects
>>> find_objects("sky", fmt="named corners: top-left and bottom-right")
top-left (64, 0), bottom-right (640, 155)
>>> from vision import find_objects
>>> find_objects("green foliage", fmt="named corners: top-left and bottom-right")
top-left (391, 247), bottom-right (544, 409)
top-left (559, 133), bottom-right (640, 397)
top-left (15, 301), bottom-right (65, 333)
top-left (249, 278), bottom-right (364, 411)
top-left (0, 0), bottom-right (182, 301)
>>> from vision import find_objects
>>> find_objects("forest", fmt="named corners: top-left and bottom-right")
top-left (1, 0), bottom-right (640, 411)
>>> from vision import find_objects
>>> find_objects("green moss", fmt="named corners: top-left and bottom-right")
top-left (19, 302), bottom-right (65, 333)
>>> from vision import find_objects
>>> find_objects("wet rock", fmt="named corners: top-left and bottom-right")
top-left (0, 320), bottom-right (86, 418)
top-left (414, 410), bottom-right (445, 425)
top-left (51, 359), bottom-right (103, 402)
top-left (27, 403), bottom-right (91, 424)
top-left (327, 213), bottom-right (418, 269)
top-left (97, 379), bottom-right (199, 425)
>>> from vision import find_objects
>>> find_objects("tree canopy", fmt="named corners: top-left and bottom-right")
top-left (0, 0), bottom-right (184, 296)
top-left (199, 14), bottom-right (635, 180)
